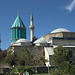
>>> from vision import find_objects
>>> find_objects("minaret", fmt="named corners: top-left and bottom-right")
top-left (29, 13), bottom-right (35, 41)
top-left (0, 34), bottom-right (1, 49)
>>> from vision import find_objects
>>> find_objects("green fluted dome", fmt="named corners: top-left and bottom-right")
top-left (11, 16), bottom-right (26, 28)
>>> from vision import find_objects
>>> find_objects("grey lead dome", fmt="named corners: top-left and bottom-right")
top-left (51, 28), bottom-right (70, 33)
top-left (34, 37), bottom-right (47, 43)
top-left (16, 39), bottom-right (29, 43)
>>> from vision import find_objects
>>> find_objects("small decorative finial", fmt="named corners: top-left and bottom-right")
top-left (31, 12), bottom-right (33, 21)
top-left (31, 12), bottom-right (32, 15)
top-left (59, 26), bottom-right (61, 28)
top-left (18, 10), bottom-right (19, 16)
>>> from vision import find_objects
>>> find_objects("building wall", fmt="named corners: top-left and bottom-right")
top-left (44, 47), bottom-right (54, 66)
top-left (13, 46), bottom-right (44, 59)
top-left (66, 47), bottom-right (75, 60)
top-left (43, 32), bottom-right (64, 42)
top-left (53, 39), bottom-right (75, 46)
top-left (63, 32), bottom-right (75, 38)
top-left (43, 32), bottom-right (75, 42)
top-left (0, 64), bottom-right (9, 68)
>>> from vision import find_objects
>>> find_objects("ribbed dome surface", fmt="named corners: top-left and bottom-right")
top-left (34, 37), bottom-right (47, 43)
top-left (51, 28), bottom-right (70, 33)
top-left (11, 16), bottom-right (26, 28)
top-left (16, 39), bottom-right (29, 43)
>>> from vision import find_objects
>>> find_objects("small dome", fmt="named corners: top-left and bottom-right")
top-left (16, 39), bottom-right (29, 43)
top-left (51, 28), bottom-right (70, 33)
top-left (34, 37), bottom-right (47, 43)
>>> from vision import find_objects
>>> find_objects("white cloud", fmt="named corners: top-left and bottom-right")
top-left (66, 0), bottom-right (75, 12)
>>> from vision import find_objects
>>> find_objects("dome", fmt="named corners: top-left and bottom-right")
top-left (16, 38), bottom-right (29, 43)
top-left (34, 37), bottom-right (47, 43)
top-left (51, 28), bottom-right (70, 33)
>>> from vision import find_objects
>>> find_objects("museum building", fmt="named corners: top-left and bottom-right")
top-left (10, 13), bottom-right (75, 67)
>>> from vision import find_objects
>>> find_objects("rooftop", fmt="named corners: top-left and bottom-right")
top-left (16, 38), bottom-right (29, 43)
top-left (11, 16), bottom-right (26, 28)
top-left (51, 28), bottom-right (70, 33)
top-left (34, 37), bottom-right (47, 43)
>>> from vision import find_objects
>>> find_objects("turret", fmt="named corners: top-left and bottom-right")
top-left (11, 14), bottom-right (26, 44)
top-left (29, 13), bottom-right (35, 41)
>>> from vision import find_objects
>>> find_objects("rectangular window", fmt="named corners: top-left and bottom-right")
top-left (54, 34), bottom-right (56, 37)
top-left (69, 51), bottom-right (72, 57)
top-left (0, 69), bottom-right (3, 73)
top-left (67, 34), bottom-right (70, 37)
top-left (49, 55), bottom-right (54, 65)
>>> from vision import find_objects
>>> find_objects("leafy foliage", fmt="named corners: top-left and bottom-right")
top-left (52, 45), bottom-right (75, 75)
top-left (5, 50), bottom-right (17, 67)
top-left (53, 45), bottom-right (69, 64)
top-left (17, 47), bottom-right (47, 66)
top-left (17, 47), bottom-right (33, 66)
top-left (11, 65), bottom-right (35, 75)
top-left (4, 46), bottom-right (46, 67)
top-left (0, 49), bottom-right (7, 63)
top-left (33, 56), bottom-right (47, 66)
top-left (51, 61), bottom-right (75, 75)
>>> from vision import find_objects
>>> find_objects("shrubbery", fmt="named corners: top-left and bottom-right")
top-left (11, 65), bottom-right (35, 75)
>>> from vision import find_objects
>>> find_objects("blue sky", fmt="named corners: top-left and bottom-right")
top-left (0, 0), bottom-right (75, 50)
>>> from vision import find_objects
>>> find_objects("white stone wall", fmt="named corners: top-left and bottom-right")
top-left (35, 43), bottom-right (48, 46)
top-left (12, 42), bottom-right (32, 46)
top-left (44, 47), bottom-right (54, 66)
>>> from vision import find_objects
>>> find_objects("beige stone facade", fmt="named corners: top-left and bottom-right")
top-left (11, 46), bottom-right (44, 60)
top-left (52, 38), bottom-right (75, 46)
top-left (43, 32), bottom-right (75, 42)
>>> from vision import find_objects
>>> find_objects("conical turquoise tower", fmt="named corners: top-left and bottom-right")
top-left (11, 15), bottom-right (26, 43)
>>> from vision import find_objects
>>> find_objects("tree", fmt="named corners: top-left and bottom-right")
top-left (5, 46), bottom-right (46, 67)
top-left (17, 47), bottom-right (47, 66)
top-left (33, 56), bottom-right (47, 66)
top-left (5, 50), bottom-right (17, 67)
top-left (53, 45), bottom-right (69, 64)
top-left (17, 47), bottom-right (33, 66)
top-left (5, 47), bottom-right (32, 67)
top-left (0, 49), bottom-right (7, 63)
top-left (51, 61), bottom-right (75, 75)
top-left (52, 45), bottom-right (75, 75)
